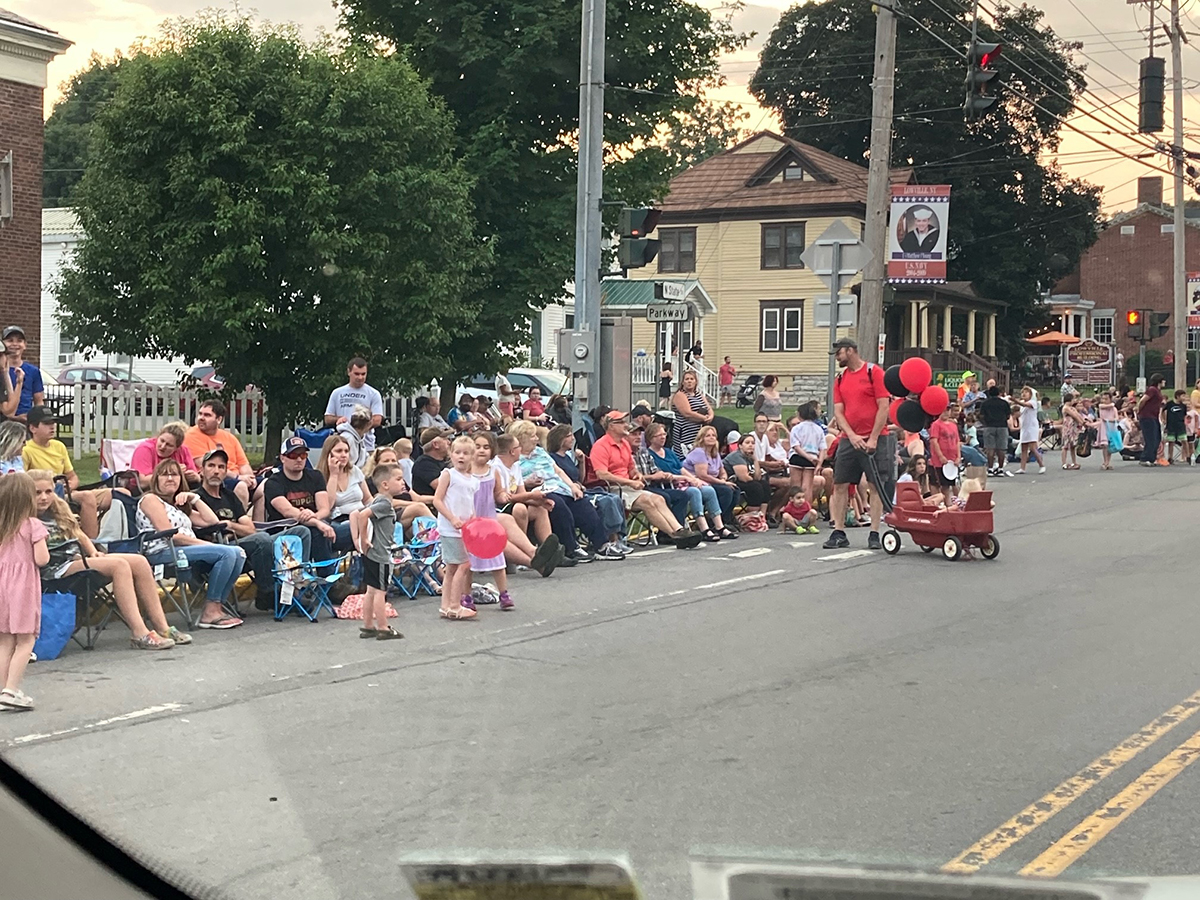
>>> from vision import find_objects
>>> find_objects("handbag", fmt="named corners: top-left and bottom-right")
top-left (1108, 423), bottom-right (1124, 453)
top-left (1075, 428), bottom-right (1093, 458)
top-left (32, 592), bottom-right (76, 661)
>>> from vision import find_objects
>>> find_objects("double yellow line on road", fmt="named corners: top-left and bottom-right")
top-left (942, 687), bottom-right (1200, 876)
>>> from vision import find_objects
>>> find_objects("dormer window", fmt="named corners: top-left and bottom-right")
top-left (783, 164), bottom-right (803, 181)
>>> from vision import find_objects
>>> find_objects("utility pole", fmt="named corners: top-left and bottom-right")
top-left (1171, 0), bottom-right (1187, 391)
top-left (572, 0), bottom-right (605, 417)
top-left (859, 1), bottom-right (897, 364)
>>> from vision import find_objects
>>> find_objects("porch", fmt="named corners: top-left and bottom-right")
top-left (883, 282), bottom-right (1009, 391)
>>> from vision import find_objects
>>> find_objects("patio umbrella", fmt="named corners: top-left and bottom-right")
top-left (1026, 331), bottom-right (1081, 346)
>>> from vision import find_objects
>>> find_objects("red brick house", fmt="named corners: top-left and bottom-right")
top-left (0, 8), bottom-right (71, 365)
top-left (1048, 176), bottom-right (1200, 365)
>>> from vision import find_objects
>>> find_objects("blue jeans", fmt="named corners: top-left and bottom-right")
top-left (588, 490), bottom-right (625, 535)
top-left (648, 486), bottom-right (690, 524)
top-left (152, 542), bottom-right (246, 603)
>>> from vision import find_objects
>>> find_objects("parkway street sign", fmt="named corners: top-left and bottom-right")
top-left (646, 303), bottom-right (691, 322)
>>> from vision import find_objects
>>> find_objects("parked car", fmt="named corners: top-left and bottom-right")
top-left (456, 368), bottom-right (570, 406)
top-left (182, 365), bottom-right (266, 433)
top-left (56, 366), bottom-right (164, 417)
top-left (38, 371), bottom-right (75, 423)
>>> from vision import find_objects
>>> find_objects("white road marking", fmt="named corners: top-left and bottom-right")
top-left (788, 541), bottom-right (816, 548)
top-left (727, 547), bottom-right (773, 559)
top-left (9, 702), bottom-right (185, 746)
top-left (815, 549), bottom-right (877, 561)
top-left (629, 547), bottom-right (672, 557)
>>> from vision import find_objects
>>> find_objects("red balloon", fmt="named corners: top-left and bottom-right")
top-left (899, 357), bottom-right (933, 394)
top-left (889, 397), bottom-right (906, 428)
top-left (462, 518), bottom-right (508, 559)
top-left (919, 385), bottom-right (950, 416)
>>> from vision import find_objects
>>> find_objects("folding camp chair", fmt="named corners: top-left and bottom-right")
top-left (272, 534), bottom-right (344, 622)
top-left (100, 439), bottom-right (143, 475)
top-left (41, 556), bottom-right (119, 651)
top-left (391, 516), bottom-right (442, 598)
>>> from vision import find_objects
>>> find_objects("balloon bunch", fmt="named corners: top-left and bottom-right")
top-left (885, 357), bottom-right (949, 433)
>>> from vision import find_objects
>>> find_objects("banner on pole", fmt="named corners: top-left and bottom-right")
top-left (887, 185), bottom-right (951, 283)
top-left (1188, 271), bottom-right (1200, 327)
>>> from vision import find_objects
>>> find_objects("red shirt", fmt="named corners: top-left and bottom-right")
top-left (928, 418), bottom-right (961, 465)
top-left (1139, 386), bottom-right (1163, 419)
top-left (590, 434), bottom-right (635, 481)
top-left (832, 363), bottom-right (889, 437)
top-left (782, 499), bottom-right (812, 520)
top-left (719, 363), bottom-right (736, 386)
top-left (523, 399), bottom-right (546, 417)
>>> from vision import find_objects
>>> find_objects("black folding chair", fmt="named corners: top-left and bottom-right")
top-left (41, 544), bottom-right (119, 651)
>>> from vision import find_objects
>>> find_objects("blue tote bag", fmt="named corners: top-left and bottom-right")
top-left (32, 592), bottom-right (76, 661)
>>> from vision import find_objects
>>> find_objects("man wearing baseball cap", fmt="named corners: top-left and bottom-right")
top-left (262, 437), bottom-right (337, 561)
top-left (197, 447), bottom-right (312, 610)
top-left (2, 325), bottom-right (44, 422)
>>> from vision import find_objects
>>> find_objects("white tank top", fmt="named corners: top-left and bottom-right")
top-left (436, 467), bottom-right (475, 537)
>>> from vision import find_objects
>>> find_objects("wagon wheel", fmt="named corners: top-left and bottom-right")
top-left (920, 545), bottom-right (935, 553)
top-left (942, 535), bottom-right (962, 561)
top-left (881, 530), bottom-right (901, 555)
top-left (980, 534), bottom-right (1000, 560)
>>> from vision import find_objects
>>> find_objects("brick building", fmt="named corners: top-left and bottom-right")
top-left (1048, 176), bottom-right (1200, 365)
top-left (0, 9), bottom-right (71, 366)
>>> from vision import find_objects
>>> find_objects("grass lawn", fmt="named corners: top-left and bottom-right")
top-left (71, 453), bottom-right (102, 484)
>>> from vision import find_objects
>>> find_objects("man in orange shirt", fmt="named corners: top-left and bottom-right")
top-left (184, 399), bottom-right (257, 507)
top-left (589, 411), bottom-right (701, 549)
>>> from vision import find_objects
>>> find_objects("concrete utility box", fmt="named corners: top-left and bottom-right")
top-left (601, 317), bottom-right (632, 412)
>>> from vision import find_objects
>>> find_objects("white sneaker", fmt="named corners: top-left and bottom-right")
top-left (1038, 465), bottom-right (1046, 474)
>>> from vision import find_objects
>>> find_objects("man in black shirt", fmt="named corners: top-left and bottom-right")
top-left (978, 385), bottom-right (1014, 477)
top-left (263, 437), bottom-right (337, 562)
top-left (410, 428), bottom-right (450, 499)
top-left (197, 449), bottom-right (312, 609)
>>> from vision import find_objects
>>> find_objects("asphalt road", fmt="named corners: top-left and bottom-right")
top-left (4, 463), bottom-right (1200, 900)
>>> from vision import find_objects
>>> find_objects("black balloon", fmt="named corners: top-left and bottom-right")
top-left (884, 364), bottom-right (907, 398)
top-left (896, 399), bottom-right (927, 433)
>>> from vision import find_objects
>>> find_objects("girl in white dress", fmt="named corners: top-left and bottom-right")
top-left (1015, 386), bottom-right (1045, 475)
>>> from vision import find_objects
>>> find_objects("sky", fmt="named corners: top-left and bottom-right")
top-left (14, 0), bottom-right (1200, 212)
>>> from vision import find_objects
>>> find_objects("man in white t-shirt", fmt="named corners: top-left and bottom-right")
top-left (495, 370), bottom-right (520, 420)
top-left (324, 357), bottom-right (384, 452)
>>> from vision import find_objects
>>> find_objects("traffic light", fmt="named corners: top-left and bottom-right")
top-left (618, 207), bottom-right (662, 269)
top-left (1151, 311), bottom-right (1170, 338)
top-left (1127, 309), bottom-right (1144, 341)
top-left (964, 40), bottom-right (1002, 120)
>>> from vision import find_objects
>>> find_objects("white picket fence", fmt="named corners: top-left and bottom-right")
top-left (56, 383), bottom-right (422, 460)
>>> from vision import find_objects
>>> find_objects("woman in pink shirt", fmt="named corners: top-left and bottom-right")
top-left (130, 421), bottom-right (199, 488)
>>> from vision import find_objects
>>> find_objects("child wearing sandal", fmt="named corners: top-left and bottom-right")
top-left (432, 435), bottom-right (479, 620)
top-left (352, 462), bottom-right (404, 641)
top-left (465, 433), bottom-right (514, 612)
top-left (0, 472), bottom-right (50, 710)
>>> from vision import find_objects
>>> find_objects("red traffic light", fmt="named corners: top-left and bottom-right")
top-left (1127, 310), bottom-right (1141, 325)
top-left (980, 44), bottom-right (1002, 67)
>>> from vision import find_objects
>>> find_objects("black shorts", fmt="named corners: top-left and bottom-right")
top-left (833, 435), bottom-right (896, 491)
top-left (363, 558), bottom-right (394, 590)
top-left (929, 466), bottom-right (955, 488)
top-left (789, 453), bottom-right (816, 468)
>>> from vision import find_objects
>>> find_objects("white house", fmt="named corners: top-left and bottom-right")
top-left (42, 208), bottom-right (193, 383)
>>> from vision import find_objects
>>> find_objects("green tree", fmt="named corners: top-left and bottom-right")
top-left (749, 0), bottom-right (1102, 358)
top-left (338, 0), bottom-right (747, 379)
top-left (43, 54), bottom-right (124, 208)
top-left (56, 16), bottom-right (486, 455)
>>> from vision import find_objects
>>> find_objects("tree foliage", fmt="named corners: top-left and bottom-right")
top-left (749, 0), bottom-right (1103, 356)
top-left (43, 54), bottom-right (124, 208)
top-left (337, 0), bottom-right (747, 376)
top-left (56, 16), bottom-right (486, 439)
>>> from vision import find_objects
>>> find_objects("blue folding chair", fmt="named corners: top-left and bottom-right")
top-left (272, 534), bottom-right (344, 622)
top-left (391, 516), bottom-right (442, 599)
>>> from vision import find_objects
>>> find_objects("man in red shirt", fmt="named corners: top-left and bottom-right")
top-left (823, 337), bottom-right (893, 550)
top-left (718, 356), bottom-right (737, 407)
top-left (1137, 373), bottom-right (1166, 466)
top-left (590, 411), bottom-right (701, 549)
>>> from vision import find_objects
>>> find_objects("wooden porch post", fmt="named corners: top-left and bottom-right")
top-left (908, 301), bottom-right (918, 346)
top-left (919, 304), bottom-right (929, 349)
top-left (986, 314), bottom-right (997, 357)
top-left (942, 305), bottom-right (953, 351)
top-left (966, 309), bottom-right (976, 354)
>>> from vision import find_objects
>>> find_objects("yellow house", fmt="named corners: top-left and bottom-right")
top-left (619, 130), bottom-right (915, 398)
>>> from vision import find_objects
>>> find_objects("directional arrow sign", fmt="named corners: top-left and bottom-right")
top-left (799, 219), bottom-right (874, 291)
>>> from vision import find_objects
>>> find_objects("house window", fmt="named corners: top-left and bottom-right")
top-left (57, 334), bottom-right (75, 364)
top-left (658, 228), bottom-right (696, 273)
top-left (1120, 225), bottom-right (1135, 235)
top-left (658, 321), bottom-right (694, 359)
top-left (762, 223), bottom-right (806, 269)
top-left (760, 300), bottom-right (804, 352)
top-left (565, 313), bottom-right (575, 329)
top-left (782, 165), bottom-right (803, 181)
top-left (1162, 224), bottom-right (1175, 234)
top-left (1092, 315), bottom-right (1113, 344)
top-left (1190, 328), bottom-right (1200, 352)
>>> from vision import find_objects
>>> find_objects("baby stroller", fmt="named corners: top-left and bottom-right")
top-left (735, 374), bottom-right (764, 408)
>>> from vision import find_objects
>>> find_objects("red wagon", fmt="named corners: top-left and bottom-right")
top-left (880, 482), bottom-right (1000, 561)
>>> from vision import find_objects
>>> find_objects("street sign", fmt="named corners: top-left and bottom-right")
top-left (655, 281), bottom-right (687, 301)
top-left (646, 303), bottom-right (690, 322)
top-left (813, 295), bottom-right (857, 327)
top-left (798, 220), bottom-right (874, 291)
